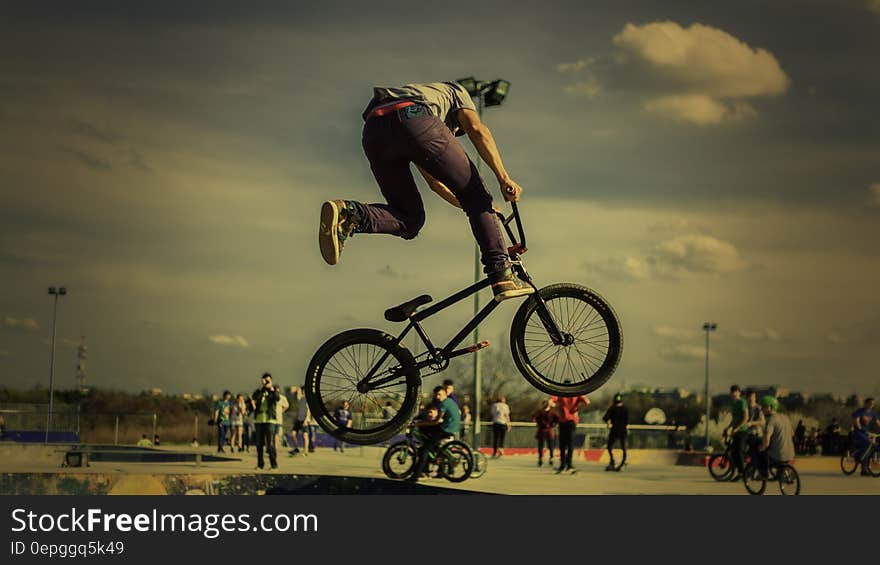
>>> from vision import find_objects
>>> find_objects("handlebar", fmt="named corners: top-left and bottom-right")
top-left (494, 202), bottom-right (527, 256)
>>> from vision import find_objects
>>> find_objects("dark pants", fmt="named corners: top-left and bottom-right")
top-left (412, 428), bottom-right (452, 481)
top-left (357, 107), bottom-right (508, 275)
top-left (558, 421), bottom-right (576, 470)
top-left (255, 423), bottom-right (277, 469)
top-left (216, 424), bottom-right (229, 451)
top-left (730, 430), bottom-right (749, 474)
top-left (607, 433), bottom-right (627, 467)
top-left (537, 436), bottom-right (555, 462)
top-left (492, 423), bottom-right (507, 455)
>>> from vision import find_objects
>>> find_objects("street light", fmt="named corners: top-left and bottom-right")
top-left (46, 286), bottom-right (67, 443)
top-left (703, 322), bottom-right (717, 451)
top-left (456, 77), bottom-right (511, 451)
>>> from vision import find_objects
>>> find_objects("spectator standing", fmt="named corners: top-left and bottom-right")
top-left (243, 402), bottom-right (254, 452)
top-left (794, 420), bottom-right (806, 455)
top-left (274, 385), bottom-right (290, 451)
top-left (230, 393), bottom-right (246, 452)
top-left (532, 398), bottom-right (558, 468)
top-left (334, 400), bottom-right (352, 452)
top-left (290, 387), bottom-right (310, 456)
top-left (851, 397), bottom-right (878, 476)
top-left (460, 405), bottom-right (472, 441)
top-left (491, 396), bottom-right (511, 458)
top-left (136, 434), bottom-right (152, 448)
top-left (153, 434), bottom-right (160, 447)
top-left (603, 393), bottom-right (628, 471)
top-left (251, 372), bottom-right (280, 470)
top-left (213, 390), bottom-right (232, 453)
top-left (552, 393), bottom-right (589, 474)
top-left (823, 417), bottom-right (841, 455)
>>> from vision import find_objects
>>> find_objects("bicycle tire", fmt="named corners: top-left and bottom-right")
top-left (438, 440), bottom-right (474, 483)
top-left (708, 453), bottom-right (733, 482)
top-left (381, 442), bottom-right (417, 480)
top-left (470, 450), bottom-right (487, 479)
top-left (869, 447), bottom-right (880, 477)
top-left (742, 463), bottom-right (766, 495)
top-left (778, 464), bottom-right (800, 495)
top-left (305, 328), bottom-right (420, 445)
top-left (510, 283), bottom-right (622, 396)
top-left (840, 447), bottom-right (859, 475)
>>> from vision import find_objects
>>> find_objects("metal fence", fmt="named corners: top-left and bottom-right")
top-left (474, 421), bottom-right (688, 450)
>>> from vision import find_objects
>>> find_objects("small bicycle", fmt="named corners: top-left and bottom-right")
top-left (840, 433), bottom-right (880, 476)
top-left (742, 459), bottom-right (801, 495)
top-left (382, 424), bottom-right (474, 483)
top-left (305, 203), bottom-right (623, 445)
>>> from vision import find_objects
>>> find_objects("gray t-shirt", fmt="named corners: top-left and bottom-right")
top-left (362, 81), bottom-right (477, 135)
top-left (764, 412), bottom-right (795, 462)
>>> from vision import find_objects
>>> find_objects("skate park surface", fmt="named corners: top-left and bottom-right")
top-left (1, 443), bottom-right (877, 495)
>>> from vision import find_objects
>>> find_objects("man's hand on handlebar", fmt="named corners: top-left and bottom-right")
top-left (500, 177), bottom-right (523, 203)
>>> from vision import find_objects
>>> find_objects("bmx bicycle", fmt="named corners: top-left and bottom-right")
top-left (382, 424), bottom-right (474, 482)
top-left (742, 458), bottom-right (801, 495)
top-left (305, 203), bottom-right (623, 445)
top-left (840, 432), bottom-right (880, 476)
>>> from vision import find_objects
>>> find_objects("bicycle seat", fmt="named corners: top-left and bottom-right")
top-left (385, 294), bottom-right (433, 322)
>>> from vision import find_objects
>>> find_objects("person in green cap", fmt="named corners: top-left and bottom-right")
top-left (756, 395), bottom-right (794, 478)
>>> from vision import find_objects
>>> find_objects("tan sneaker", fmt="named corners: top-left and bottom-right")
top-left (319, 200), bottom-right (359, 265)
top-left (490, 268), bottom-right (535, 301)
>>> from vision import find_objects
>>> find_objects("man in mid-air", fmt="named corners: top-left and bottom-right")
top-left (318, 81), bottom-right (533, 301)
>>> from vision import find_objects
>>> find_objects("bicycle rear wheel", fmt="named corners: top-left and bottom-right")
top-left (305, 328), bottom-right (420, 445)
top-left (510, 283), bottom-right (622, 396)
top-left (382, 442), bottom-right (417, 480)
top-left (778, 464), bottom-right (800, 495)
top-left (438, 440), bottom-right (474, 483)
top-left (840, 447), bottom-right (859, 475)
top-left (708, 453), bottom-right (733, 482)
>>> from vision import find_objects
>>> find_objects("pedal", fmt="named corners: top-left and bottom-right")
top-left (466, 340), bottom-right (490, 352)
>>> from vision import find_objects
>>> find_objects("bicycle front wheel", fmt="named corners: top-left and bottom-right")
top-left (708, 453), bottom-right (733, 482)
top-left (778, 464), bottom-right (801, 495)
top-left (382, 442), bottom-right (417, 480)
top-left (305, 329), bottom-right (420, 445)
top-left (511, 283), bottom-right (622, 396)
top-left (438, 440), bottom-right (474, 483)
top-left (742, 463), bottom-right (766, 495)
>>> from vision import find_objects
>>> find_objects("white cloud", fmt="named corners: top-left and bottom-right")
top-left (643, 95), bottom-right (756, 125)
top-left (659, 344), bottom-right (709, 362)
top-left (3, 316), bottom-right (40, 332)
top-left (584, 255), bottom-right (651, 282)
top-left (208, 335), bottom-right (250, 348)
top-left (557, 58), bottom-right (603, 98)
top-left (737, 329), bottom-right (781, 341)
top-left (869, 183), bottom-right (880, 207)
top-left (651, 234), bottom-right (746, 274)
top-left (612, 21), bottom-right (789, 125)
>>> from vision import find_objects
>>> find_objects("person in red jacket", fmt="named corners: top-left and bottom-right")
top-left (551, 394), bottom-right (590, 474)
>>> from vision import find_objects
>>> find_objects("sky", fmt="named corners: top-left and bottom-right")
top-left (1, 0), bottom-right (878, 398)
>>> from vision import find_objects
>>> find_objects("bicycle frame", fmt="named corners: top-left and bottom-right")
top-left (356, 203), bottom-right (566, 393)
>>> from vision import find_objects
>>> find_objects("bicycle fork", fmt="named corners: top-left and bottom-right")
top-left (511, 260), bottom-right (567, 346)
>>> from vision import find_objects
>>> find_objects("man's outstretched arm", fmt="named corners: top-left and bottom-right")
top-left (456, 108), bottom-right (523, 202)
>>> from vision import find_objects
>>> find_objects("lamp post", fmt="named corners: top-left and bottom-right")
top-left (702, 322), bottom-right (717, 450)
top-left (46, 286), bottom-right (67, 443)
top-left (457, 77), bottom-right (511, 451)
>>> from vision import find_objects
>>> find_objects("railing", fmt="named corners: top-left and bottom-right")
top-left (474, 421), bottom-right (688, 449)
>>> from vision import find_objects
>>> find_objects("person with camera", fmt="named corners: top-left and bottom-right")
top-left (250, 372), bottom-right (281, 470)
